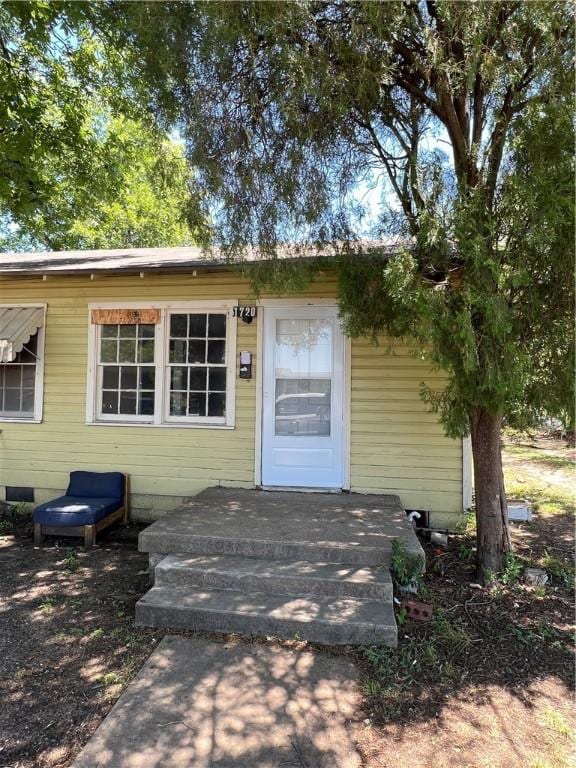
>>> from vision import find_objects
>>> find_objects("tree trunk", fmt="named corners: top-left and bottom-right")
top-left (470, 407), bottom-right (511, 582)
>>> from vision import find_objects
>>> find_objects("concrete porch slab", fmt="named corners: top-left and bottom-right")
top-left (72, 635), bottom-right (362, 768)
top-left (139, 487), bottom-right (424, 567)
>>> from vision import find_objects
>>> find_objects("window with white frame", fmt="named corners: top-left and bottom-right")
top-left (166, 312), bottom-right (228, 420)
top-left (97, 323), bottom-right (156, 419)
top-left (89, 305), bottom-right (235, 427)
top-left (0, 306), bottom-right (45, 422)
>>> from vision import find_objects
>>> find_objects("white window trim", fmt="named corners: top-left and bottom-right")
top-left (0, 303), bottom-right (46, 424)
top-left (86, 301), bottom-right (237, 429)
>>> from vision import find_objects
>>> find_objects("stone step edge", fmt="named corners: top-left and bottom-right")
top-left (140, 533), bottom-right (425, 568)
top-left (135, 587), bottom-right (397, 646)
top-left (136, 586), bottom-right (396, 627)
top-left (154, 554), bottom-right (393, 599)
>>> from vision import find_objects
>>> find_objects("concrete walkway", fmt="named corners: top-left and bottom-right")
top-left (73, 635), bottom-right (362, 768)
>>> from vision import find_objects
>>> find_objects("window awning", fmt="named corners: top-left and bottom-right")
top-left (0, 306), bottom-right (44, 363)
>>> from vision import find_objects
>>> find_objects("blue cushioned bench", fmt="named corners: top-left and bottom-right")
top-left (33, 471), bottom-right (129, 547)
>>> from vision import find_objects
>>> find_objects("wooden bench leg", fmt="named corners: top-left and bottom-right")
top-left (34, 523), bottom-right (43, 546)
top-left (84, 525), bottom-right (96, 547)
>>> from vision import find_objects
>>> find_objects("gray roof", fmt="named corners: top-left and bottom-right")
top-left (0, 240), bottom-right (404, 276)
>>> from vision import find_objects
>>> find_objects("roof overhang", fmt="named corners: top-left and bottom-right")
top-left (0, 306), bottom-right (45, 362)
top-left (0, 241), bottom-right (405, 278)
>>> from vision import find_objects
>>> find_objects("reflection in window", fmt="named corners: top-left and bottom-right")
top-left (275, 378), bottom-right (331, 436)
top-left (99, 324), bottom-right (155, 416)
top-left (275, 319), bottom-right (332, 378)
top-left (168, 313), bottom-right (227, 419)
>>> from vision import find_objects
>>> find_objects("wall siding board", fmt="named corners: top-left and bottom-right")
top-left (0, 271), bottom-right (462, 524)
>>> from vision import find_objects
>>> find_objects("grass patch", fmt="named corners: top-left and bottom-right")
top-left (541, 708), bottom-right (572, 738)
top-left (504, 444), bottom-right (574, 471)
top-left (38, 598), bottom-right (56, 613)
top-left (539, 551), bottom-right (575, 589)
top-left (62, 549), bottom-right (80, 572)
top-left (0, 520), bottom-right (13, 534)
top-left (504, 475), bottom-right (575, 517)
top-left (359, 610), bottom-right (474, 719)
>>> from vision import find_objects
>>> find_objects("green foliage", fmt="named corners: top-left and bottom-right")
top-left (62, 549), bottom-right (79, 572)
top-left (0, 4), bottom-right (203, 250)
top-left (500, 552), bottom-right (523, 585)
top-left (395, 606), bottom-right (408, 626)
top-left (0, 520), bottom-right (13, 534)
top-left (390, 538), bottom-right (424, 589)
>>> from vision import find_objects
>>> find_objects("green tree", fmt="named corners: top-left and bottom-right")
top-left (0, 2), bottom-right (202, 250)
top-left (98, 0), bottom-right (572, 579)
top-left (2, 111), bottom-right (199, 251)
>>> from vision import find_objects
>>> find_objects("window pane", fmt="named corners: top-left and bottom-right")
top-left (101, 390), bottom-right (118, 414)
top-left (188, 314), bottom-right (207, 337)
top-left (4, 366), bottom-right (21, 388)
top-left (188, 392), bottom-right (206, 416)
top-left (137, 339), bottom-right (155, 363)
top-left (139, 391), bottom-right (155, 415)
top-left (170, 314), bottom-right (188, 337)
top-left (102, 366), bottom-right (119, 389)
top-left (119, 324), bottom-right (137, 338)
top-left (169, 339), bottom-right (187, 363)
top-left (4, 389), bottom-right (20, 411)
top-left (188, 339), bottom-right (206, 364)
top-left (207, 340), bottom-right (225, 364)
top-left (139, 324), bottom-right (155, 338)
top-left (21, 366), bottom-right (35, 388)
top-left (21, 389), bottom-right (34, 412)
top-left (170, 366), bottom-right (188, 391)
top-left (139, 366), bottom-right (155, 390)
top-left (102, 325), bottom-right (118, 338)
top-left (119, 391), bottom-right (137, 415)
top-left (120, 366), bottom-right (137, 389)
top-left (118, 340), bottom-right (136, 363)
top-left (170, 391), bottom-right (187, 416)
top-left (208, 392), bottom-right (225, 418)
top-left (275, 378), bottom-right (331, 436)
top-left (275, 319), bottom-right (332, 377)
top-left (209, 368), bottom-right (226, 391)
top-left (189, 367), bottom-right (207, 391)
top-left (208, 314), bottom-right (226, 337)
top-left (101, 339), bottom-right (117, 363)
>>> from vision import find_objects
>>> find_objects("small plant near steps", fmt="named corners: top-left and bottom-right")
top-left (390, 538), bottom-right (425, 594)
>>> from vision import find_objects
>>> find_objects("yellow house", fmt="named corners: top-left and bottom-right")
top-left (0, 246), bottom-right (471, 529)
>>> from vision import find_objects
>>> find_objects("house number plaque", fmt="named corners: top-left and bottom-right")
top-left (232, 306), bottom-right (257, 323)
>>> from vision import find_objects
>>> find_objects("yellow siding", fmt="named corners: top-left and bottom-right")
top-left (350, 337), bottom-right (462, 517)
top-left (0, 270), bottom-right (462, 523)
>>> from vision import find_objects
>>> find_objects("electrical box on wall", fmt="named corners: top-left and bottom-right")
top-left (239, 350), bottom-right (252, 379)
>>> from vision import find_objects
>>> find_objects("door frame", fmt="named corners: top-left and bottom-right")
top-left (253, 298), bottom-right (351, 490)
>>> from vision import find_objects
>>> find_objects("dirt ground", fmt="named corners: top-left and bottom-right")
top-left (0, 436), bottom-right (573, 768)
top-left (356, 436), bottom-right (575, 768)
top-left (0, 523), bottom-right (158, 768)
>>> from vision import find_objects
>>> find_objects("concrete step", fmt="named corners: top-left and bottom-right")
top-left (135, 586), bottom-right (398, 647)
top-left (138, 488), bottom-right (425, 569)
top-left (155, 554), bottom-right (394, 600)
top-left (141, 531), bottom-right (421, 567)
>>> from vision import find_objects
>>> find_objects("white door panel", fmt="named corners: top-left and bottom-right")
top-left (261, 306), bottom-right (344, 488)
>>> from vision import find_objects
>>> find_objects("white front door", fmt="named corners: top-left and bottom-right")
top-left (261, 305), bottom-right (344, 488)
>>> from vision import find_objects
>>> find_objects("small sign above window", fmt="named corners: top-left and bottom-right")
top-left (91, 309), bottom-right (160, 325)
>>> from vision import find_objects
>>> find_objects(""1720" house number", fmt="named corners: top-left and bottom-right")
top-left (232, 306), bottom-right (257, 319)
